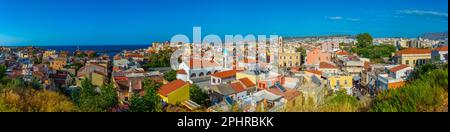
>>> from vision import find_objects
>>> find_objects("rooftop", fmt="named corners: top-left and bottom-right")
top-left (389, 64), bottom-right (410, 73)
top-left (396, 48), bottom-right (431, 55)
top-left (158, 79), bottom-right (189, 97)
top-left (434, 46), bottom-right (448, 52)
top-left (319, 62), bottom-right (337, 69)
top-left (238, 78), bottom-right (256, 88)
top-left (211, 70), bottom-right (237, 79)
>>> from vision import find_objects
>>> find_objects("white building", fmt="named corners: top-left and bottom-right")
top-left (432, 46), bottom-right (448, 63)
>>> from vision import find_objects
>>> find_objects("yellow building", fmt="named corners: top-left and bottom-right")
top-left (50, 57), bottom-right (67, 70)
top-left (327, 75), bottom-right (353, 94)
top-left (394, 48), bottom-right (432, 68)
top-left (76, 72), bottom-right (106, 87)
top-left (43, 50), bottom-right (56, 58)
top-left (278, 47), bottom-right (302, 68)
top-left (158, 79), bottom-right (190, 105)
top-left (76, 64), bottom-right (108, 87)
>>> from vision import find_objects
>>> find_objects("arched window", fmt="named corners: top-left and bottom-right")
top-left (199, 72), bottom-right (205, 77)
top-left (214, 70), bottom-right (219, 74)
top-left (190, 73), bottom-right (197, 78)
top-left (213, 78), bottom-right (216, 83)
top-left (207, 71), bottom-right (212, 75)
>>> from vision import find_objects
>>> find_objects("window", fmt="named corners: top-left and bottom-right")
top-left (405, 60), bottom-right (409, 65)
top-left (344, 80), bottom-right (348, 85)
top-left (213, 78), bottom-right (216, 83)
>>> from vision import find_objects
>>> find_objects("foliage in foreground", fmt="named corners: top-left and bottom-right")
top-left (370, 68), bottom-right (448, 112)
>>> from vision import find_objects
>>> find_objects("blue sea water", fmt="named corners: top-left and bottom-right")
top-left (35, 45), bottom-right (151, 56)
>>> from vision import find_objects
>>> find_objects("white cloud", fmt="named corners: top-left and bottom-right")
top-left (397, 9), bottom-right (448, 18)
top-left (326, 16), bottom-right (361, 21)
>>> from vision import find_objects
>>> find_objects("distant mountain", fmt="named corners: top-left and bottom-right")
top-left (420, 32), bottom-right (448, 40)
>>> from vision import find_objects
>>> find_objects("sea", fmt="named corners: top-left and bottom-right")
top-left (8, 45), bottom-right (151, 57)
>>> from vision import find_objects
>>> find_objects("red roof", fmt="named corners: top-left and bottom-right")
top-left (158, 80), bottom-right (189, 97)
top-left (319, 62), bottom-right (337, 69)
top-left (434, 46), bottom-right (448, 52)
top-left (211, 70), bottom-right (237, 79)
top-left (305, 70), bottom-right (322, 76)
top-left (114, 76), bottom-right (128, 81)
top-left (177, 70), bottom-right (187, 75)
top-left (266, 88), bottom-right (300, 101)
top-left (389, 65), bottom-right (409, 73)
top-left (238, 78), bottom-right (256, 88)
top-left (396, 48), bottom-right (431, 55)
top-left (187, 59), bottom-right (221, 69)
top-left (336, 50), bottom-right (349, 55)
top-left (364, 62), bottom-right (373, 71)
top-left (230, 82), bottom-right (246, 93)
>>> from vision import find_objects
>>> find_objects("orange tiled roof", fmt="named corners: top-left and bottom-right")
top-left (434, 46), bottom-right (448, 52)
top-left (238, 78), bottom-right (256, 88)
top-left (364, 62), bottom-right (373, 71)
top-left (177, 70), bottom-right (187, 75)
top-left (211, 70), bottom-right (237, 79)
top-left (389, 64), bottom-right (409, 73)
top-left (396, 48), bottom-right (431, 55)
top-left (158, 80), bottom-right (189, 97)
top-left (187, 59), bottom-right (221, 69)
top-left (336, 50), bottom-right (349, 55)
top-left (319, 62), bottom-right (337, 69)
top-left (305, 70), bottom-right (322, 76)
top-left (230, 82), bottom-right (246, 93)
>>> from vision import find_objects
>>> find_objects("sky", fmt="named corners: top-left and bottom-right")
top-left (0, 0), bottom-right (448, 46)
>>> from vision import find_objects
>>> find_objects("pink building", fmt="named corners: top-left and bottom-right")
top-left (306, 48), bottom-right (332, 66)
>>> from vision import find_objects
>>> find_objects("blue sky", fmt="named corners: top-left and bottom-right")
top-left (0, 0), bottom-right (448, 46)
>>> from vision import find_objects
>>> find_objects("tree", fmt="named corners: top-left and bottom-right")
top-left (295, 47), bottom-right (307, 65)
top-left (100, 83), bottom-right (119, 109)
top-left (71, 78), bottom-right (118, 112)
top-left (356, 33), bottom-right (373, 48)
top-left (355, 44), bottom-right (396, 63)
top-left (190, 84), bottom-right (210, 107)
top-left (319, 91), bottom-right (359, 112)
top-left (0, 65), bottom-right (6, 82)
top-left (371, 68), bottom-right (448, 112)
top-left (30, 77), bottom-right (43, 90)
top-left (164, 70), bottom-right (177, 82)
top-left (129, 79), bottom-right (163, 112)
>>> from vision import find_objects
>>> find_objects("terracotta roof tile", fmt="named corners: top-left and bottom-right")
top-left (389, 64), bottom-right (409, 73)
top-left (305, 70), bottom-right (322, 76)
top-left (230, 82), bottom-right (246, 93)
top-left (396, 48), bottom-right (431, 55)
top-left (238, 78), bottom-right (256, 88)
top-left (177, 70), bottom-right (187, 75)
top-left (211, 70), bottom-right (237, 79)
top-left (187, 59), bottom-right (221, 69)
top-left (434, 46), bottom-right (448, 52)
top-left (336, 50), bottom-right (349, 55)
top-left (158, 80), bottom-right (189, 97)
top-left (319, 62), bottom-right (337, 69)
